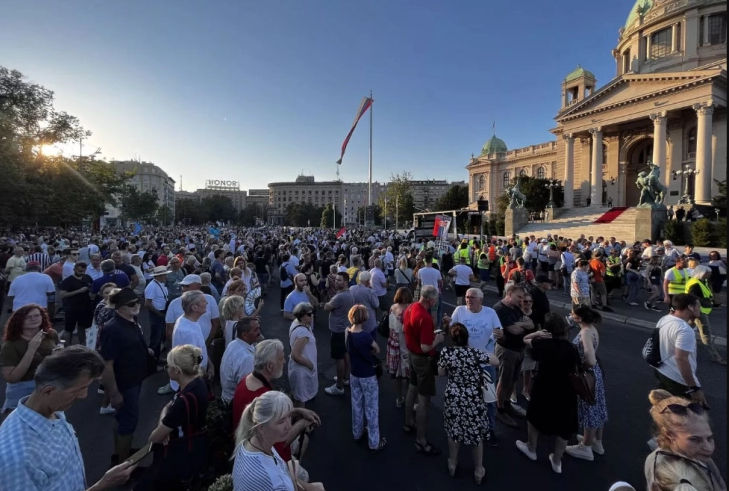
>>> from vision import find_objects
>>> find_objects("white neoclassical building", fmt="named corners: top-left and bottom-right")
top-left (468, 0), bottom-right (727, 210)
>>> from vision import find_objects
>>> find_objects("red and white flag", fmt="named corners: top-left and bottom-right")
top-left (336, 227), bottom-right (346, 238)
top-left (336, 96), bottom-right (373, 165)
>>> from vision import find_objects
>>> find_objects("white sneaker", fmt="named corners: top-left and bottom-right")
top-left (565, 443), bottom-right (594, 461)
top-left (324, 384), bottom-right (345, 396)
top-left (157, 383), bottom-right (175, 395)
top-left (333, 376), bottom-right (350, 386)
top-left (576, 435), bottom-right (605, 455)
top-left (549, 453), bottom-right (562, 474)
top-left (99, 405), bottom-right (116, 415)
top-left (515, 440), bottom-right (537, 461)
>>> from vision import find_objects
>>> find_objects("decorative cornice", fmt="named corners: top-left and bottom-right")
top-left (650, 111), bottom-right (668, 123)
top-left (693, 99), bottom-right (715, 116)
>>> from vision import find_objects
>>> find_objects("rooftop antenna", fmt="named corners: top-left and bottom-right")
top-left (180, 175), bottom-right (183, 191)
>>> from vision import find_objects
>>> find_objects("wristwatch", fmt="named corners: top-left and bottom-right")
top-left (685, 386), bottom-right (701, 394)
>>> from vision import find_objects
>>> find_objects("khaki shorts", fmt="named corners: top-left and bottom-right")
top-left (409, 353), bottom-right (436, 397)
top-left (593, 282), bottom-right (607, 297)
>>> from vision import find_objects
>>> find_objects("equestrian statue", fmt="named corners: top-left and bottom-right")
top-left (636, 161), bottom-right (667, 209)
top-left (506, 178), bottom-right (527, 209)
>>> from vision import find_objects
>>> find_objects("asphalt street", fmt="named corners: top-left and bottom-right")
top-left (0, 282), bottom-right (725, 491)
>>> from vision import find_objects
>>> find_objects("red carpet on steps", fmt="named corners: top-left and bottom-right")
top-left (594, 207), bottom-right (628, 224)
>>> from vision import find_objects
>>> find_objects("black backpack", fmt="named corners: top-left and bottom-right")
top-left (349, 270), bottom-right (360, 287)
top-left (280, 263), bottom-right (289, 282)
top-left (642, 317), bottom-right (669, 368)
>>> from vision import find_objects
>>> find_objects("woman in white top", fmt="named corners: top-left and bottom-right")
top-left (221, 295), bottom-right (246, 348)
top-left (142, 252), bottom-right (156, 281)
top-left (288, 302), bottom-right (318, 408)
top-left (233, 391), bottom-right (325, 491)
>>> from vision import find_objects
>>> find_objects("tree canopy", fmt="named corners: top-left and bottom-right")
top-left (379, 171), bottom-right (416, 228)
top-left (434, 184), bottom-right (469, 211)
top-left (495, 176), bottom-right (564, 216)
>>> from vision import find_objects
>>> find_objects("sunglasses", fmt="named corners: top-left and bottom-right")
top-left (660, 402), bottom-right (706, 416)
top-left (125, 301), bottom-right (140, 308)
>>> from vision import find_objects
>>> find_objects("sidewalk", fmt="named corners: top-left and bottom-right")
top-left (475, 281), bottom-right (727, 347)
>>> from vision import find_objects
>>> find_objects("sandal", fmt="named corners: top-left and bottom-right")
top-left (402, 423), bottom-right (416, 433)
top-left (370, 437), bottom-right (387, 453)
top-left (414, 441), bottom-right (442, 456)
top-left (474, 466), bottom-right (486, 485)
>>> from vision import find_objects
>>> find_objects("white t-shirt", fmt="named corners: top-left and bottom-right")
top-left (233, 446), bottom-right (294, 491)
top-left (417, 266), bottom-right (442, 289)
top-left (61, 261), bottom-right (75, 281)
top-left (656, 315), bottom-right (699, 387)
top-left (450, 305), bottom-right (502, 353)
top-left (449, 264), bottom-right (473, 286)
top-left (220, 338), bottom-right (255, 403)
top-left (8, 272), bottom-right (56, 311)
top-left (144, 280), bottom-right (168, 311)
top-left (165, 293), bottom-right (219, 340)
top-left (170, 316), bottom-right (209, 391)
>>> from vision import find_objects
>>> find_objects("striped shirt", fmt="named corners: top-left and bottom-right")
top-left (233, 445), bottom-right (294, 491)
top-left (27, 253), bottom-right (52, 271)
top-left (0, 396), bottom-right (86, 491)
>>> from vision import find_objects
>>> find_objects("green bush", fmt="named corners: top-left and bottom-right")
top-left (208, 474), bottom-right (233, 491)
top-left (663, 219), bottom-right (684, 244)
top-left (716, 218), bottom-right (727, 248)
top-left (690, 219), bottom-right (713, 247)
top-left (495, 220), bottom-right (505, 236)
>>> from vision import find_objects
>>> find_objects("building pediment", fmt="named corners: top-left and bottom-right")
top-left (556, 68), bottom-right (726, 123)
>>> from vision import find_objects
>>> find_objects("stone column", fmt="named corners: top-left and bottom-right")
top-left (693, 101), bottom-right (714, 204)
top-left (562, 134), bottom-right (575, 208)
top-left (650, 111), bottom-right (667, 168)
top-left (589, 127), bottom-right (603, 206)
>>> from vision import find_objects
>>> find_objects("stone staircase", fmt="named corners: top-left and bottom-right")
top-left (515, 207), bottom-right (638, 243)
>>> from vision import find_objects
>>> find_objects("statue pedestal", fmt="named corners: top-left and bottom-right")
top-left (635, 207), bottom-right (667, 242)
top-left (505, 208), bottom-right (529, 237)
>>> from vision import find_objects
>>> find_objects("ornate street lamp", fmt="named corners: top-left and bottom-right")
top-left (545, 179), bottom-right (561, 208)
top-left (672, 165), bottom-right (700, 204)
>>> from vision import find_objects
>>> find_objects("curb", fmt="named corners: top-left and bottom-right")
top-left (472, 283), bottom-right (728, 348)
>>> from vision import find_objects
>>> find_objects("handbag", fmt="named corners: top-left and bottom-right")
top-left (481, 366), bottom-right (497, 403)
top-left (377, 313), bottom-right (390, 338)
top-left (85, 321), bottom-right (98, 350)
top-left (568, 347), bottom-right (597, 405)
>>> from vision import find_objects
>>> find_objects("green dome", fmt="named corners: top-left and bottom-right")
top-left (564, 65), bottom-right (595, 83)
top-left (480, 135), bottom-right (508, 156)
top-left (625, 0), bottom-right (653, 29)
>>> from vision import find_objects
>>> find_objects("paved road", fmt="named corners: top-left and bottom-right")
top-left (0, 283), bottom-right (725, 491)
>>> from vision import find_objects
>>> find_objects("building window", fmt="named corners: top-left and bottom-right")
top-left (686, 127), bottom-right (697, 158)
top-left (674, 22), bottom-right (681, 51)
top-left (477, 175), bottom-right (485, 192)
top-left (709, 14), bottom-right (727, 45)
top-left (536, 166), bottom-right (546, 179)
top-left (519, 169), bottom-right (528, 177)
top-left (502, 172), bottom-right (511, 188)
top-left (650, 27), bottom-right (672, 59)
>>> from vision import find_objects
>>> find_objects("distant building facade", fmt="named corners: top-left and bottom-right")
top-left (108, 160), bottom-right (176, 225)
top-left (410, 180), bottom-right (466, 211)
top-left (196, 180), bottom-right (247, 212)
top-left (268, 176), bottom-right (343, 225)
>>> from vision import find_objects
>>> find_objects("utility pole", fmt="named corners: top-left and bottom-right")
top-left (395, 193), bottom-right (399, 232)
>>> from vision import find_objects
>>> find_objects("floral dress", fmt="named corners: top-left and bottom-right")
top-left (93, 302), bottom-right (116, 351)
top-left (386, 308), bottom-right (409, 378)
top-left (572, 332), bottom-right (608, 429)
top-left (438, 346), bottom-right (491, 445)
top-left (326, 273), bottom-right (337, 301)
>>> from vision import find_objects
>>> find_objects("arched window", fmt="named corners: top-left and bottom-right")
top-left (503, 172), bottom-right (511, 188)
top-left (686, 127), bottom-right (697, 157)
top-left (519, 169), bottom-right (528, 177)
top-left (536, 166), bottom-right (546, 179)
top-left (478, 174), bottom-right (485, 191)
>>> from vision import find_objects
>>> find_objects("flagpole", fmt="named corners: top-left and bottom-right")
top-left (368, 90), bottom-right (373, 219)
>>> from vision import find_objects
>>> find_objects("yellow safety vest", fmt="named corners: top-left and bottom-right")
top-left (685, 278), bottom-right (713, 315)
top-left (606, 257), bottom-right (622, 277)
top-left (667, 267), bottom-right (688, 295)
top-left (458, 248), bottom-right (470, 261)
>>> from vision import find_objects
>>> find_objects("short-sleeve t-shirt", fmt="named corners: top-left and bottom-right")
top-left (493, 301), bottom-right (526, 351)
top-left (589, 259), bottom-right (606, 283)
top-left (98, 314), bottom-right (148, 391)
top-left (450, 306), bottom-right (502, 353)
top-left (656, 315), bottom-right (699, 387)
top-left (116, 263), bottom-right (138, 282)
top-left (162, 377), bottom-right (209, 438)
top-left (59, 274), bottom-right (94, 310)
top-left (403, 301), bottom-right (435, 356)
top-left (0, 334), bottom-right (58, 381)
top-left (417, 267), bottom-right (442, 289)
top-left (347, 330), bottom-right (376, 378)
top-left (328, 290), bottom-right (355, 333)
top-left (283, 290), bottom-right (310, 314)
top-left (91, 273), bottom-right (130, 295)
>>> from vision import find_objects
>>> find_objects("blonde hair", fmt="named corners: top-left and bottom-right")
top-left (166, 344), bottom-right (205, 377)
top-left (235, 391), bottom-right (293, 447)
top-left (348, 304), bottom-right (369, 325)
top-left (221, 295), bottom-right (245, 322)
top-left (105, 288), bottom-right (123, 307)
top-left (649, 389), bottom-right (710, 450)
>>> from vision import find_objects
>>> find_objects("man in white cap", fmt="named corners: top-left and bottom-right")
top-left (144, 266), bottom-right (169, 361)
top-left (159, 274), bottom-right (220, 394)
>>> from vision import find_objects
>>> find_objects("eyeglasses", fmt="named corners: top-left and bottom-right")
top-left (660, 402), bottom-right (706, 416)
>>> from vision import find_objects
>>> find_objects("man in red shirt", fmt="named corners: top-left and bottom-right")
top-left (231, 339), bottom-right (320, 462)
top-left (589, 251), bottom-right (612, 312)
top-left (403, 285), bottom-right (445, 456)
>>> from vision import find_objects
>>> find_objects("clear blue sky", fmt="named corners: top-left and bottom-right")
top-left (1, 0), bottom-right (636, 192)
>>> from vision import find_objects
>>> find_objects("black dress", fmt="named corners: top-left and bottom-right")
top-left (526, 338), bottom-right (579, 440)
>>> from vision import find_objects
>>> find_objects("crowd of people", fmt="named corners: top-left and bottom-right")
top-left (0, 224), bottom-right (725, 490)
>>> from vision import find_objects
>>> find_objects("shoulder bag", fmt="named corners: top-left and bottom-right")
top-left (567, 346), bottom-right (597, 406)
top-left (377, 312), bottom-right (390, 338)
top-left (481, 364), bottom-right (497, 403)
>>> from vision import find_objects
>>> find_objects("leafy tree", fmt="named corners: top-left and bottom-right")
top-left (119, 185), bottom-right (158, 223)
top-left (357, 205), bottom-right (383, 226)
top-left (494, 176), bottom-right (564, 216)
top-left (175, 198), bottom-right (205, 225)
top-left (690, 219), bottom-right (713, 247)
top-left (284, 202), bottom-right (323, 227)
top-left (434, 184), bottom-right (469, 211)
top-left (156, 205), bottom-right (173, 226)
top-left (380, 171), bottom-right (416, 228)
top-left (201, 195), bottom-right (237, 224)
top-left (320, 202), bottom-right (343, 228)
top-left (239, 203), bottom-right (266, 227)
